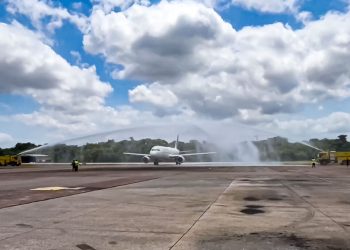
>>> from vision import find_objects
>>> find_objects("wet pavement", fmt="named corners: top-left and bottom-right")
top-left (0, 163), bottom-right (350, 249)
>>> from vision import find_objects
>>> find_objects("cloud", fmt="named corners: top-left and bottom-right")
top-left (70, 50), bottom-right (89, 68)
top-left (6, 0), bottom-right (88, 32)
top-left (0, 132), bottom-right (14, 147)
top-left (301, 11), bottom-right (350, 90)
top-left (72, 2), bottom-right (83, 10)
top-left (2, 0), bottom-right (350, 143)
top-left (129, 83), bottom-right (178, 107)
top-left (84, 1), bottom-right (234, 80)
top-left (296, 11), bottom-right (313, 24)
top-left (231, 0), bottom-right (300, 13)
top-left (238, 108), bottom-right (273, 124)
top-left (11, 104), bottom-right (203, 143)
top-left (83, 1), bottom-right (350, 121)
top-left (265, 112), bottom-right (350, 139)
top-left (13, 106), bottom-right (150, 134)
top-left (91, 0), bottom-right (151, 13)
top-left (0, 22), bottom-right (112, 115)
top-left (0, 12), bottom-right (194, 142)
top-left (0, 22), bottom-right (135, 139)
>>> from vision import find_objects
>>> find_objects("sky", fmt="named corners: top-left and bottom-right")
top-left (1, 0), bottom-right (350, 147)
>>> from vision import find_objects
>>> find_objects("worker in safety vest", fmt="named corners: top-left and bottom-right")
top-left (71, 159), bottom-right (79, 171)
top-left (311, 158), bottom-right (316, 168)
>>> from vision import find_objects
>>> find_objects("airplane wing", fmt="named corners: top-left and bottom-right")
top-left (179, 150), bottom-right (195, 153)
top-left (123, 152), bottom-right (149, 156)
top-left (180, 152), bottom-right (216, 156)
top-left (169, 152), bottom-right (216, 158)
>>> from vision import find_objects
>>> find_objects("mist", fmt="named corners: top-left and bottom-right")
top-left (21, 121), bottom-right (279, 163)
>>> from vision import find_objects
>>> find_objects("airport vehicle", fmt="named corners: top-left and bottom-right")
top-left (124, 136), bottom-right (215, 165)
top-left (19, 154), bottom-right (50, 163)
top-left (0, 155), bottom-right (21, 166)
top-left (317, 151), bottom-right (350, 165)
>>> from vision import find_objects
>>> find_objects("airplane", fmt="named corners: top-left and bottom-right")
top-left (123, 136), bottom-right (215, 165)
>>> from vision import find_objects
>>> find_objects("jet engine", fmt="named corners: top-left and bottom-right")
top-left (176, 155), bottom-right (185, 165)
top-left (142, 156), bottom-right (151, 163)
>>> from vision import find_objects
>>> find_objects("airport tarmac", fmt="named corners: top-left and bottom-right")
top-left (0, 163), bottom-right (350, 250)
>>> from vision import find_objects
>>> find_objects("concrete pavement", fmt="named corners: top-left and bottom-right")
top-left (0, 164), bottom-right (349, 249)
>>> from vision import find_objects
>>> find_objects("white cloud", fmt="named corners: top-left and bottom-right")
top-left (72, 2), bottom-right (83, 10)
top-left (296, 11), bottom-right (313, 24)
top-left (0, 22), bottom-right (138, 139)
top-left (11, 105), bottom-right (204, 143)
top-left (0, 21), bottom-right (200, 140)
top-left (0, 16), bottom-right (194, 142)
top-left (238, 108), bottom-right (273, 124)
top-left (70, 50), bottom-right (89, 68)
top-left (2, 0), bottom-right (350, 143)
top-left (231, 0), bottom-right (300, 13)
top-left (129, 83), bottom-right (178, 107)
top-left (83, 1), bottom-right (350, 121)
top-left (6, 0), bottom-right (88, 32)
top-left (0, 132), bottom-right (14, 147)
top-left (13, 106), bottom-right (149, 135)
top-left (300, 11), bottom-right (350, 91)
top-left (265, 112), bottom-right (350, 139)
top-left (0, 22), bottom-right (112, 114)
top-left (92, 0), bottom-right (151, 13)
top-left (84, 1), bottom-right (350, 121)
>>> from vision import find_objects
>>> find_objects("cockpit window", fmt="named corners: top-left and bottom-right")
top-left (151, 149), bottom-right (160, 151)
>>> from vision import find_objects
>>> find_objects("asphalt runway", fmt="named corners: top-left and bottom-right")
top-left (0, 163), bottom-right (350, 249)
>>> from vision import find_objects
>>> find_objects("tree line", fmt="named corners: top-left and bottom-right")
top-left (1, 135), bottom-right (349, 162)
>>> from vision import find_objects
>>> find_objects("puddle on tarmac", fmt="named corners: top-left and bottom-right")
top-left (244, 196), bottom-right (260, 201)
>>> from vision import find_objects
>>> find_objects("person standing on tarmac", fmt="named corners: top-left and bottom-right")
top-left (311, 158), bottom-right (316, 168)
top-left (71, 159), bottom-right (79, 172)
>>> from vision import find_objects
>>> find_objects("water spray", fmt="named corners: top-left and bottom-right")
top-left (299, 141), bottom-right (324, 152)
top-left (20, 121), bottom-right (310, 163)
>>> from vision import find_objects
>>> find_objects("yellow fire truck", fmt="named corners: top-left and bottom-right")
top-left (317, 151), bottom-right (350, 165)
top-left (0, 155), bottom-right (21, 166)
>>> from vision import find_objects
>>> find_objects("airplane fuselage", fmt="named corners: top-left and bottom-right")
top-left (149, 146), bottom-right (179, 162)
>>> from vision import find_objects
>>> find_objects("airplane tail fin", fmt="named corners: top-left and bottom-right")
top-left (175, 135), bottom-right (179, 149)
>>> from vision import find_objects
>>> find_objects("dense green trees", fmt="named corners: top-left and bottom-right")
top-left (1, 135), bottom-right (349, 162)
top-left (254, 135), bottom-right (350, 161)
top-left (309, 135), bottom-right (350, 152)
top-left (0, 142), bottom-right (37, 156)
top-left (254, 137), bottom-right (318, 161)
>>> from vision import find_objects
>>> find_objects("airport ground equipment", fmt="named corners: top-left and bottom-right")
top-left (0, 155), bottom-right (21, 166)
top-left (318, 151), bottom-right (350, 165)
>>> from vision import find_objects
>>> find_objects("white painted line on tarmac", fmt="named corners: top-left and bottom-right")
top-left (30, 186), bottom-right (85, 191)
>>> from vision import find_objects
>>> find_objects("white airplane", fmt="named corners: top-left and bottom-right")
top-left (123, 136), bottom-right (215, 165)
